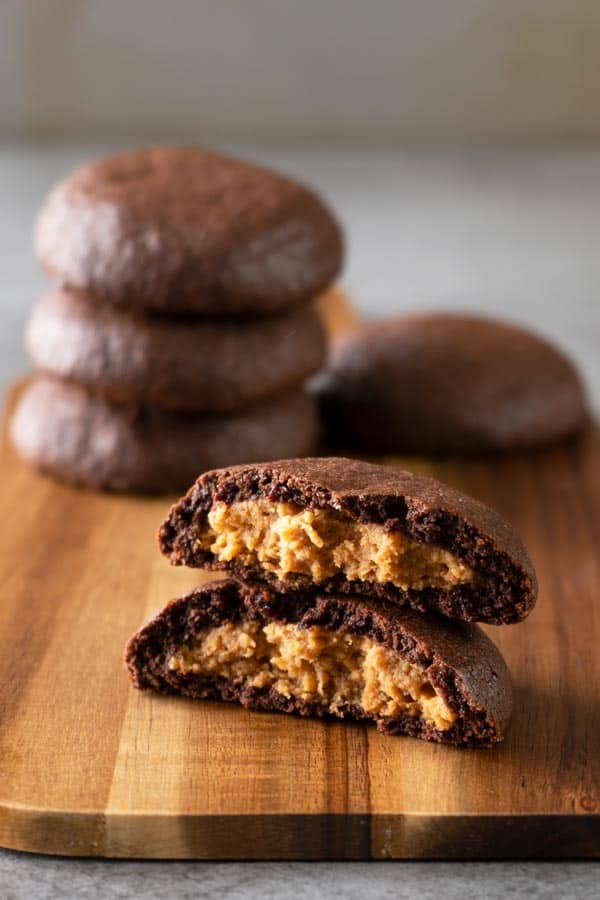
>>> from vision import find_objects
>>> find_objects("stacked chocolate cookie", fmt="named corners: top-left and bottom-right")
top-left (11, 148), bottom-right (343, 492)
top-left (126, 457), bottom-right (537, 747)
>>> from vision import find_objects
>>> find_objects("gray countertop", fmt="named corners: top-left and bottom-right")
top-left (1, 140), bottom-right (599, 898)
top-left (1, 856), bottom-right (598, 900)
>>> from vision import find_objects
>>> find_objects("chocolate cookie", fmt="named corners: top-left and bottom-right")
top-left (159, 457), bottom-right (537, 625)
top-left (125, 579), bottom-right (513, 747)
top-left (26, 289), bottom-right (327, 412)
top-left (35, 147), bottom-right (343, 316)
top-left (313, 313), bottom-right (588, 454)
top-left (10, 378), bottom-right (319, 493)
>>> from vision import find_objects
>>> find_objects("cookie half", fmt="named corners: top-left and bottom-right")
top-left (159, 457), bottom-right (537, 625)
top-left (125, 579), bottom-right (513, 747)
top-left (313, 313), bottom-right (588, 454)
top-left (35, 147), bottom-right (343, 316)
top-left (10, 378), bottom-right (319, 493)
top-left (26, 289), bottom-right (327, 412)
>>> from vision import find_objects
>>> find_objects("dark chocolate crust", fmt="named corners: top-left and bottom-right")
top-left (124, 579), bottom-right (513, 747)
top-left (35, 147), bottom-right (343, 317)
top-left (26, 288), bottom-right (327, 412)
top-left (10, 378), bottom-right (319, 494)
top-left (312, 312), bottom-right (588, 454)
top-left (158, 457), bottom-right (537, 625)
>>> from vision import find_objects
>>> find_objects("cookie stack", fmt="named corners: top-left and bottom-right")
top-left (126, 456), bottom-right (537, 747)
top-left (11, 148), bottom-right (343, 492)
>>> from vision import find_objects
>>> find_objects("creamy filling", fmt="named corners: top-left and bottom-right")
top-left (197, 499), bottom-right (474, 590)
top-left (168, 620), bottom-right (457, 730)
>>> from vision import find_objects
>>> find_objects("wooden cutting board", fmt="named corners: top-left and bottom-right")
top-left (0, 291), bottom-right (599, 859)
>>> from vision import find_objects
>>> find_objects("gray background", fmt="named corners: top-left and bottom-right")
top-left (2, 3), bottom-right (600, 897)
top-left (1, 857), bottom-right (598, 900)
top-left (4, 0), bottom-right (600, 143)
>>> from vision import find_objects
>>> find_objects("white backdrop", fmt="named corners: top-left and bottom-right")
top-left (3, 0), bottom-right (600, 143)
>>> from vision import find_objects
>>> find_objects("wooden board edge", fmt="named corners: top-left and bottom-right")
top-left (2, 806), bottom-right (599, 859)
top-left (3, 287), bottom-right (600, 861)
top-left (314, 285), bottom-right (361, 337)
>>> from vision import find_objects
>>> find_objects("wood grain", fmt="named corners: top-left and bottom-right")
top-left (0, 290), bottom-right (599, 858)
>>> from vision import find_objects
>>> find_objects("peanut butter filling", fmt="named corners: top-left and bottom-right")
top-left (198, 499), bottom-right (474, 590)
top-left (168, 620), bottom-right (457, 730)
